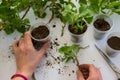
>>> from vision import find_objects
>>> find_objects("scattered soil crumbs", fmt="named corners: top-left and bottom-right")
top-left (93, 60), bottom-right (95, 62)
top-left (53, 41), bottom-right (60, 46)
top-left (58, 69), bottom-right (61, 74)
top-left (40, 37), bottom-right (76, 77)
top-left (46, 60), bottom-right (52, 66)
top-left (55, 38), bottom-right (58, 40)
top-left (53, 25), bottom-right (56, 28)
top-left (8, 56), bottom-right (10, 58)
top-left (72, 70), bottom-right (75, 73)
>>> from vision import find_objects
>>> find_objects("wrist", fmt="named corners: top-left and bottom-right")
top-left (16, 70), bottom-right (33, 79)
top-left (11, 74), bottom-right (28, 80)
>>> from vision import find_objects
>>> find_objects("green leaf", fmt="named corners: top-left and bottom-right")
top-left (59, 44), bottom-right (80, 55)
top-left (79, 4), bottom-right (88, 17)
top-left (84, 16), bottom-right (93, 24)
top-left (60, 0), bottom-right (64, 4)
top-left (108, 1), bottom-right (120, 9)
top-left (65, 57), bottom-right (73, 62)
top-left (79, 0), bottom-right (87, 4)
top-left (88, 0), bottom-right (99, 13)
top-left (79, 4), bottom-right (94, 18)
top-left (65, 14), bottom-right (73, 25)
top-left (59, 44), bottom-right (81, 63)
top-left (23, 19), bottom-right (30, 24)
top-left (3, 25), bottom-right (14, 34)
top-left (59, 45), bottom-right (72, 55)
top-left (114, 9), bottom-right (120, 14)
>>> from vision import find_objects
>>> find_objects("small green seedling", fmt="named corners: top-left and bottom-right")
top-left (59, 44), bottom-right (89, 79)
top-left (59, 44), bottom-right (89, 68)
top-left (61, 2), bottom-right (94, 33)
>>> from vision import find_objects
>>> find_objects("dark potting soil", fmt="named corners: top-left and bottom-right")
top-left (107, 36), bottom-right (120, 50)
top-left (68, 23), bottom-right (87, 34)
top-left (79, 66), bottom-right (89, 79)
top-left (31, 25), bottom-right (49, 39)
top-left (53, 25), bottom-right (56, 28)
top-left (94, 19), bottom-right (110, 31)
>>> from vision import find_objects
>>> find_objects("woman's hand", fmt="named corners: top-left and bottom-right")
top-left (77, 64), bottom-right (102, 80)
top-left (12, 31), bottom-right (50, 79)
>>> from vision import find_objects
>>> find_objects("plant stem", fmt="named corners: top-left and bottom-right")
top-left (74, 55), bottom-right (80, 70)
top-left (0, 22), bottom-right (3, 30)
top-left (51, 0), bottom-right (60, 9)
top-left (61, 24), bottom-right (66, 37)
top-left (8, 0), bottom-right (10, 2)
top-left (48, 11), bottom-right (54, 23)
top-left (80, 45), bottom-right (89, 49)
top-left (48, 0), bottom-right (61, 23)
top-left (21, 6), bottom-right (30, 20)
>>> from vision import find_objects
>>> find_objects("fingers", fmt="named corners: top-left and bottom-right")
top-left (24, 31), bottom-right (33, 48)
top-left (76, 70), bottom-right (84, 80)
top-left (80, 64), bottom-right (102, 80)
top-left (12, 40), bottom-right (19, 54)
top-left (12, 38), bottom-right (25, 54)
top-left (96, 68), bottom-right (103, 80)
top-left (18, 38), bottom-right (25, 50)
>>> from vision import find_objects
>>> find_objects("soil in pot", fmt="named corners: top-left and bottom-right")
top-left (68, 23), bottom-right (87, 43)
top-left (68, 22), bottom-right (87, 43)
top-left (107, 36), bottom-right (120, 50)
top-left (31, 25), bottom-right (49, 50)
top-left (94, 19), bottom-right (110, 31)
top-left (68, 22), bottom-right (87, 35)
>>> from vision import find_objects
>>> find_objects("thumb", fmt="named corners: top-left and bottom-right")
top-left (76, 70), bottom-right (84, 80)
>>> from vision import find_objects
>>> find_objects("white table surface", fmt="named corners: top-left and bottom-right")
top-left (0, 8), bottom-right (120, 80)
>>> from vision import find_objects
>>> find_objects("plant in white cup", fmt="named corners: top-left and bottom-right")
top-left (30, 23), bottom-right (50, 50)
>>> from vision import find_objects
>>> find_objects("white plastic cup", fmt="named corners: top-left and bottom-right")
top-left (93, 14), bottom-right (113, 40)
top-left (69, 31), bottom-right (85, 43)
top-left (68, 25), bottom-right (87, 43)
top-left (30, 22), bottom-right (50, 50)
top-left (106, 32), bottom-right (120, 57)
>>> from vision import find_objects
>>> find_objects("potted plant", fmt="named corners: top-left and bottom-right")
top-left (0, 0), bottom-right (51, 34)
top-left (106, 32), bottom-right (120, 57)
top-left (48, 0), bottom-right (75, 36)
top-left (61, 3), bottom-right (94, 43)
top-left (31, 0), bottom-right (49, 18)
top-left (93, 14), bottom-right (113, 39)
top-left (30, 23), bottom-right (50, 50)
top-left (59, 44), bottom-right (89, 79)
top-left (90, 0), bottom-right (120, 39)
top-left (0, 0), bottom-right (30, 34)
